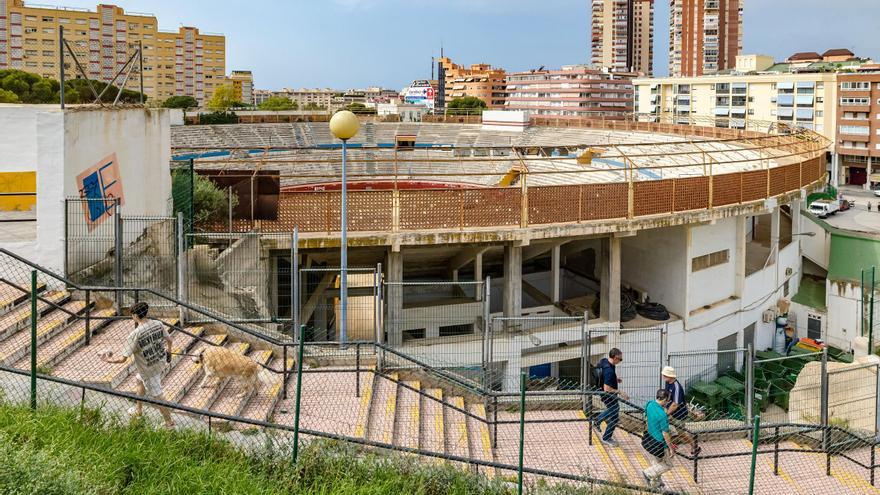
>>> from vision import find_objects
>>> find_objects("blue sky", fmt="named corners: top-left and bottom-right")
top-left (56, 0), bottom-right (880, 90)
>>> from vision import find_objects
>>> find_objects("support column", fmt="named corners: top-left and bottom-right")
top-left (551, 245), bottom-right (561, 304)
top-left (599, 237), bottom-right (621, 323)
top-left (386, 249), bottom-right (403, 346)
top-left (770, 207), bottom-right (781, 266)
top-left (475, 252), bottom-right (484, 301)
top-left (735, 215), bottom-right (747, 298)
top-left (831, 152), bottom-right (840, 188)
top-left (868, 156), bottom-right (874, 191)
top-left (503, 244), bottom-right (522, 319)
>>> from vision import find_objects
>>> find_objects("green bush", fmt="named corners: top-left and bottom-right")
top-left (198, 111), bottom-right (239, 125)
top-left (172, 170), bottom-right (237, 227)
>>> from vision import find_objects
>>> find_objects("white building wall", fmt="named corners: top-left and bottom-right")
top-left (825, 280), bottom-right (861, 351)
top-left (621, 225), bottom-right (688, 317)
top-left (688, 219), bottom-right (738, 312)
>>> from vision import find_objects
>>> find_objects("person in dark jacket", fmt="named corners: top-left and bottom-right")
top-left (594, 348), bottom-right (628, 448)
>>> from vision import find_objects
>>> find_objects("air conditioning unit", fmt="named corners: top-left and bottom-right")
top-left (762, 308), bottom-right (777, 323)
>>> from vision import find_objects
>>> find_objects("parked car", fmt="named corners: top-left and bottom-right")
top-left (838, 199), bottom-right (851, 212)
top-left (874, 187), bottom-right (880, 197)
top-left (808, 200), bottom-right (839, 218)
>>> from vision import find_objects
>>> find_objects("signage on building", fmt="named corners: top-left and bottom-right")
top-left (76, 153), bottom-right (124, 231)
top-left (402, 80), bottom-right (436, 109)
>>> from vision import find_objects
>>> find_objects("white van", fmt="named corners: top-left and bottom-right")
top-left (808, 200), bottom-right (838, 218)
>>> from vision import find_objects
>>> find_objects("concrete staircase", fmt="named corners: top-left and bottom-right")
top-left (0, 279), bottom-right (874, 493)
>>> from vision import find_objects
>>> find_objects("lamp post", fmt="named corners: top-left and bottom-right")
top-left (329, 111), bottom-right (360, 348)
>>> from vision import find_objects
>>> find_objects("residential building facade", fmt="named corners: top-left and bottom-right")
top-left (0, 1), bottom-right (225, 104)
top-left (505, 65), bottom-right (634, 118)
top-left (590, 0), bottom-right (654, 75)
top-left (438, 57), bottom-right (506, 108)
top-left (834, 68), bottom-right (880, 188)
top-left (668, 0), bottom-right (742, 77)
top-left (227, 70), bottom-right (253, 106)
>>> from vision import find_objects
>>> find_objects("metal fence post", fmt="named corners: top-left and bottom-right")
top-left (871, 266), bottom-right (876, 355)
top-left (176, 212), bottom-right (186, 324)
top-left (114, 198), bottom-right (123, 314)
top-left (291, 228), bottom-right (298, 340)
top-left (581, 314), bottom-right (589, 413)
top-left (518, 371), bottom-right (526, 495)
top-left (482, 276), bottom-right (491, 389)
top-left (84, 290), bottom-right (91, 346)
top-left (291, 325), bottom-right (305, 464)
top-left (746, 344), bottom-right (754, 424)
top-left (875, 363), bottom-right (880, 436)
top-left (748, 414), bottom-right (760, 495)
top-left (587, 324), bottom-right (594, 446)
top-left (63, 199), bottom-right (69, 279)
top-left (820, 347), bottom-right (830, 475)
top-left (188, 158), bottom-right (194, 243)
top-left (29, 270), bottom-right (37, 411)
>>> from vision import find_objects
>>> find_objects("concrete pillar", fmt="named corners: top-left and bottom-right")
top-left (503, 244), bottom-right (522, 319)
top-left (735, 215), bottom-right (747, 297)
top-left (475, 252), bottom-right (483, 301)
top-left (868, 156), bottom-right (874, 191)
top-left (791, 200), bottom-right (802, 237)
top-left (503, 355), bottom-right (523, 392)
top-left (770, 207), bottom-right (781, 266)
top-left (551, 245), bottom-right (562, 303)
top-left (599, 237), bottom-right (621, 323)
top-left (386, 249), bottom-right (404, 346)
top-left (831, 152), bottom-right (840, 188)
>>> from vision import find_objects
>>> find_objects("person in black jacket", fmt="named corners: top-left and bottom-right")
top-left (594, 348), bottom-right (628, 448)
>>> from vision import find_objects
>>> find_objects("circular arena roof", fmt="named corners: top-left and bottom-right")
top-left (171, 116), bottom-right (828, 243)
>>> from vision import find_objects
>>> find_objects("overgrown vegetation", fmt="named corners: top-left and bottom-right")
top-left (197, 111), bottom-right (240, 125)
top-left (162, 95), bottom-right (199, 109)
top-left (258, 96), bottom-right (298, 111)
top-left (0, 404), bottom-right (628, 494)
top-left (171, 170), bottom-right (238, 226)
top-left (446, 96), bottom-right (488, 115)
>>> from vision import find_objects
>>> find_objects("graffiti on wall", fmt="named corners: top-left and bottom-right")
top-left (76, 153), bottom-right (124, 231)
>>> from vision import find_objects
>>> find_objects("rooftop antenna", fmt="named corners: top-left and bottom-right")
top-left (432, 56), bottom-right (435, 80)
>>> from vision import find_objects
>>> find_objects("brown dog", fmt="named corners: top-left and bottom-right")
top-left (193, 346), bottom-right (275, 396)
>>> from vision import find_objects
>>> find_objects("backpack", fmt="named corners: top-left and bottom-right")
top-left (589, 361), bottom-right (606, 390)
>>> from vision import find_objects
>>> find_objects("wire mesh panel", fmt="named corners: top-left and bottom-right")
top-left (384, 280), bottom-right (487, 387)
top-left (754, 350), bottom-right (823, 427)
top-left (65, 197), bottom-right (119, 285)
top-left (667, 348), bottom-right (749, 426)
top-left (120, 216), bottom-right (177, 308)
top-left (588, 325), bottom-right (665, 405)
top-left (300, 267), bottom-right (379, 343)
top-left (489, 316), bottom-right (586, 392)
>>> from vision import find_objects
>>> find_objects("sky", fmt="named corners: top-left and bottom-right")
top-left (53, 0), bottom-right (880, 90)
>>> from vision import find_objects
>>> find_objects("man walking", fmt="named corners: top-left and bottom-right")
top-left (101, 302), bottom-right (175, 428)
top-left (594, 348), bottom-right (628, 447)
top-left (662, 366), bottom-right (700, 456)
top-left (642, 389), bottom-right (676, 489)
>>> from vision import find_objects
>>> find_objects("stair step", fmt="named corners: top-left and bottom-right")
top-left (0, 291), bottom-right (70, 340)
top-left (154, 334), bottom-right (228, 402)
top-left (466, 404), bottom-right (495, 478)
top-left (0, 300), bottom-right (88, 366)
top-left (240, 356), bottom-right (291, 424)
top-left (14, 308), bottom-right (116, 371)
top-left (0, 280), bottom-right (45, 316)
top-left (115, 327), bottom-right (211, 395)
top-left (444, 396), bottom-right (470, 460)
top-left (420, 388), bottom-right (445, 455)
top-left (394, 380), bottom-right (421, 450)
top-left (180, 342), bottom-right (251, 411)
top-left (353, 371), bottom-right (376, 439)
top-left (209, 349), bottom-right (274, 418)
top-left (366, 373), bottom-right (398, 445)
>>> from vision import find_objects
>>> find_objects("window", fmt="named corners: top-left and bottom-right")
top-left (692, 249), bottom-right (730, 272)
top-left (41, 16), bottom-right (53, 22)
top-left (840, 81), bottom-right (870, 91)
top-left (840, 97), bottom-right (870, 106)
top-left (25, 15), bottom-right (37, 21)
top-left (748, 109), bottom-right (755, 115)
top-left (439, 324), bottom-right (473, 337)
top-left (25, 27), bottom-right (37, 34)
top-left (839, 125), bottom-right (870, 135)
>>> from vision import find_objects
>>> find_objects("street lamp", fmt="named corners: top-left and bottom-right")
top-left (329, 111), bottom-right (360, 348)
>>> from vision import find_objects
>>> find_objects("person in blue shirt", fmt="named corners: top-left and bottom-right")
top-left (594, 348), bottom-right (628, 448)
top-left (642, 389), bottom-right (676, 489)
top-left (662, 366), bottom-right (700, 456)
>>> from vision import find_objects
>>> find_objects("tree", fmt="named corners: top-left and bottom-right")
top-left (198, 111), bottom-right (239, 125)
top-left (163, 95), bottom-right (199, 109)
top-left (206, 85), bottom-right (243, 110)
top-left (0, 88), bottom-right (19, 103)
top-left (341, 102), bottom-right (375, 114)
top-left (446, 96), bottom-right (487, 115)
top-left (172, 170), bottom-right (237, 226)
top-left (303, 102), bottom-right (325, 111)
top-left (258, 96), bottom-right (297, 111)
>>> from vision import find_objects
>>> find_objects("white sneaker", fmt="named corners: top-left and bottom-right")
top-left (601, 437), bottom-right (620, 448)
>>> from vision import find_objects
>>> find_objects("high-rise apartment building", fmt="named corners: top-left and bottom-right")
top-left (590, 0), bottom-right (654, 75)
top-left (668, 0), bottom-right (742, 77)
top-left (505, 65), bottom-right (634, 119)
top-left (0, 1), bottom-right (225, 104)
top-left (834, 68), bottom-right (880, 188)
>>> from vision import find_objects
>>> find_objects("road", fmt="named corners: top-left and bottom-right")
top-left (820, 185), bottom-right (880, 233)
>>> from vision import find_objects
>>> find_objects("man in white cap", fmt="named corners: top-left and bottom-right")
top-left (662, 366), bottom-right (700, 456)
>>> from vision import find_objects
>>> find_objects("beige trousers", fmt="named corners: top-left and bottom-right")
top-left (643, 449), bottom-right (673, 480)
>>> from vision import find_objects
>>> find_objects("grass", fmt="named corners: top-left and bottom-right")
top-left (0, 404), bottom-right (633, 495)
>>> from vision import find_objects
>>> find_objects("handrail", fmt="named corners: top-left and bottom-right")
top-left (0, 248), bottom-right (293, 347)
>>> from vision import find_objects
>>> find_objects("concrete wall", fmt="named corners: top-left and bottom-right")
top-left (800, 213), bottom-right (830, 269)
top-left (621, 225), bottom-right (688, 317)
top-left (0, 106), bottom-right (172, 276)
top-left (826, 280), bottom-right (861, 350)
top-left (688, 219), bottom-right (738, 313)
